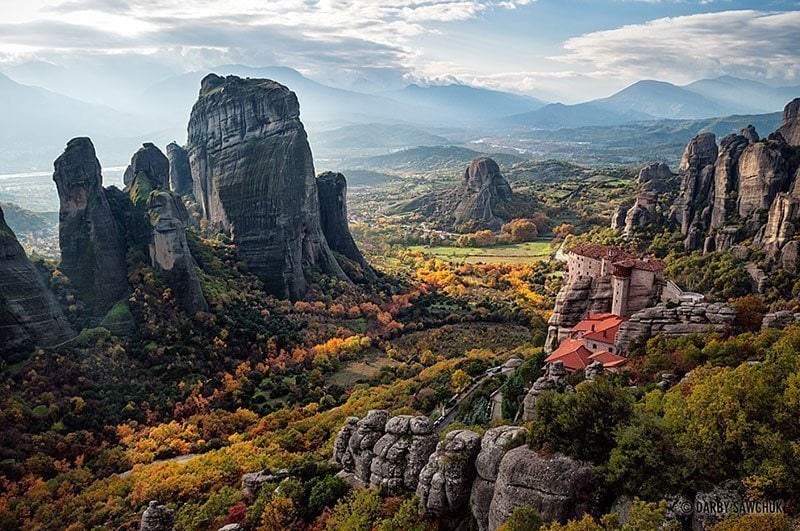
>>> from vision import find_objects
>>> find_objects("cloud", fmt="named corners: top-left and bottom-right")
top-left (555, 10), bottom-right (800, 84)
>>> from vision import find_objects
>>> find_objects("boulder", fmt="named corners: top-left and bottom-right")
top-left (487, 447), bottom-right (597, 529)
top-left (416, 429), bottom-right (481, 518)
top-left (471, 426), bottom-right (528, 531)
top-left (316, 172), bottom-right (376, 282)
top-left (187, 74), bottom-right (348, 298)
top-left (0, 204), bottom-right (75, 360)
top-left (53, 137), bottom-right (129, 315)
top-left (124, 142), bottom-right (169, 189)
top-left (140, 500), bottom-right (174, 531)
top-left (369, 415), bottom-right (437, 492)
top-left (166, 142), bottom-right (194, 196)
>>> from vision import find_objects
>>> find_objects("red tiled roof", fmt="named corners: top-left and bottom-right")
top-left (589, 350), bottom-right (628, 368)
top-left (545, 339), bottom-right (593, 372)
top-left (572, 314), bottom-right (626, 344)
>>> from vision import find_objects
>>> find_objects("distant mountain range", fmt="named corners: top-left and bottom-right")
top-left (1, 61), bottom-right (798, 172)
top-left (506, 77), bottom-right (799, 129)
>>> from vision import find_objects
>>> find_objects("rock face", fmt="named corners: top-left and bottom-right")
top-left (522, 360), bottom-right (572, 421)
top-left (762, 310), bottom-right (800, 330)
top-left (416, 429), bottom-right (481, 518)
top-left (140, 500), bottom-right (174, 531)
top-left (709, 133), bottom-right (750, 231)
top-left (187, 74), bottom-right (348, 298)
top-left (673, 132), bottom-right (718, 250)
top-left (620, 162), bottom-right (676, 235)
top-left (672, 99), bottom-right (800, 259)
top-left (343, 409), bottom-right (390, 484)
top-left (389, 157), bottom-right (525, 233)
top-left (0, 204), bottom-right (75, 359)
top-left (487, 447), bottom-right (597, 529)
top-left (53, 137), bottom-right (129, 315)
top-left (369, 415), bottom-right (437, 492)
top-left (166, 142), bottom-right (194, 196)
top-left (614, 301), bottom-right (736, 352)
top-left (316, 172), bottom-right (376, 283)
top-left (333, 412), bottom-right (438, 493)
top-left (545, 276), bottom-right (612, 352)
top-left (471, 426), bottom-right (528, 531)
top-left (777, 98), bottom-right (800, 146)
top-left (736, 138), bottom-right (794, 219)
top-left (147, 191), bottom-right (207, 313)
top-left (451, 157), bottom-right (515, 232)
top-left (124, 143), bottom-right (169, 189)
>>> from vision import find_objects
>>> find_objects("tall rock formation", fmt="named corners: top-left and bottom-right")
top-left (166, 142), bottom-right (194, 196)
top-left (124, 142), bottom-right (169, 189)
top-left (673, 100), bottom-right (800, 257)
top-left (673, 132), bottom-right (718, 250)
top-left (187, 74), bottom-right (347, 298)
top-left (451, 157), bottom-right (515, 232)
top-left (777, 98), bottom-right (800, 146)
top-left (0, 204), bottom-right (75, 360)
top-left (53, 137), bottom-right (129, 315)
top-left (617, 162), bottom-right (675, 236)
top-left (388, 156), bottom-right (526, 233)
top-left (316, 172), bottom-right (376, 282)
top-left (147, 191), bottom-right (207, 313)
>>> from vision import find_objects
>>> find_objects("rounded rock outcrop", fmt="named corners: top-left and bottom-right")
top-left (470, 426), bottom-right (528, 531)
top-left (369, 415), bottom-right (437, 492)
top-left (487, 446), bottom-right (597, 529)
top-left (416, 429), bottom-right (481, 518)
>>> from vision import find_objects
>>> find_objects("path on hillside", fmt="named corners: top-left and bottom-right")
top-left (118, 453), bottom-right (198, 479)
top-left (433, 373), bottom-right (492, 433)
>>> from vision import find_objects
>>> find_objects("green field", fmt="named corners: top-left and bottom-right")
top-left (407, 240), bottom-right (553, 264)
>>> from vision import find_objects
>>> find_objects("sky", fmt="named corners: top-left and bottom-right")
top-left (0, 0), bottom-right (799, 102)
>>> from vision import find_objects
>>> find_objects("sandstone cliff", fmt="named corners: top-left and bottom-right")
top-left (187, 74), bottom-right (347, 298)
top-left (777, 98), bottom-right (800, 146)
top-left (316, 172), bottom-right (376, 283)
top-left (672, 99), bottom-right (800, 259)
top-left (614, 300), bottom-right (736, 352)
top-left (166, 142), bottom-right (194, 196)
top-left (0, 204), bottom-right (75, 360)
top-left (53, 137), bottom-right (129, 315)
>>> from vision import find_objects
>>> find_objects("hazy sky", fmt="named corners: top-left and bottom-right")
top-left (1, 0), bottom-right (799, 101)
